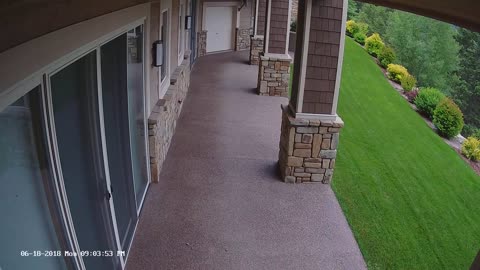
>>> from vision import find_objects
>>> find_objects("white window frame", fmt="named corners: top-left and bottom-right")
top-left (178, 0), bottom-right (186, 64)
top-left (159, 8), bottom-right (171, 98)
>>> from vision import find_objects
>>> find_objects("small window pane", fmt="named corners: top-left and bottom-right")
top-left (161, 11), bottom-right (169, 81)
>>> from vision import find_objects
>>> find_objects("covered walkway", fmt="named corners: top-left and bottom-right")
top-left (126, 51), bottom-right (366, 270)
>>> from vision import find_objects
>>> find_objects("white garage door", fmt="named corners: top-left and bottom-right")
top-left (205, 6), bottom-right (234, 53)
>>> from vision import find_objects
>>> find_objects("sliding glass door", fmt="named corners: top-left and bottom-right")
top-left (0, 22), bottom-right (149, 270)
top-left (101, 33), bottom-right (138, 254)
top-left (49, 51), bottom-right (121, 270)
top-left (126, 26), bottom-right (149, 209)
top-left (0, 87), bottom-right (68, 270)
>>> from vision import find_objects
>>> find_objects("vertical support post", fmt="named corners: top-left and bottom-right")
top-left (250, 0), bottom-right (267, 65)
top-left (278, 0), bottom-right (347, 184)
top-left (256, 0), bottom-right (293, 97)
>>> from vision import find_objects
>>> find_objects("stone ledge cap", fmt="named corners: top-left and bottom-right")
top-left (281, 104), bottom-right (344, 128)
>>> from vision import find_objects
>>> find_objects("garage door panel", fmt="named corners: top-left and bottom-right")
top-left (205, 6), bottom-right (234, 53)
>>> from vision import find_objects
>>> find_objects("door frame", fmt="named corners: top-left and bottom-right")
top-left (202, 1), bottom-right (239, 53)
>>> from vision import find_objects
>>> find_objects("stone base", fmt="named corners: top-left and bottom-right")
top-left (249, 36), bottom-right (264, 65)
top-left (257, 54), bottom-right (291, 97)
top-left (278, 105), bottom-right (344, 184)
top-left (236, 28), bottom-right (253, 51)
top-left (197, 31), bottom-right (207, 57)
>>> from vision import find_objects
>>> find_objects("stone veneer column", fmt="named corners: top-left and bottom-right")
top-left (249, 0), bottom-right (267, 65)
top-left (197, 30), bottom-right (207, 57)
top-left (257, 0), bottom-right (293, 97)
top-left (278, 0), bottom-right (347, 183)
top-left (236, 28), bottom-right (254, 51)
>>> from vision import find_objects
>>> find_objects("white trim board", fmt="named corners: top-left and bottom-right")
top-left (331, 0), bottom-right (348, 115)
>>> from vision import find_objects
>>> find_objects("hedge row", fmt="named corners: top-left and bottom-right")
top-left (346, 20), bottom-right (470, 147)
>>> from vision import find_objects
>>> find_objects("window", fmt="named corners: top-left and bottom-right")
top-left (160, 10), bottom-right (169, 84)
top-left (178, 3), bottom-right (185, 63)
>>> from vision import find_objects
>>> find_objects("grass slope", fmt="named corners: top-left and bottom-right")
top-left (333, 38), bottom-right (480, 269)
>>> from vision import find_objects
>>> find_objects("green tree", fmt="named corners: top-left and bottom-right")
top-left (452, 28), bottom-right (480, 132)
top-left (385, 11), bottom-right (459, 92)
top-left (347, 0), bottom-right (359, 20)
top-left (357, 3), bottom-right (392, 36)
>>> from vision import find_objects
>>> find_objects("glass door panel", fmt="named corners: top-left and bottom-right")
top-left (127, 26), bottom-right (149, 209)
top-left (0, 88), bottom-right (67, 270)
top-left (101, 33), bottom-right (138, 253)
top-left (50, 52), bottom-right (119, 270)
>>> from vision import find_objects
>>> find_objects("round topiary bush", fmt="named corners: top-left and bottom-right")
top-left (433, 98), bottom-right (464, 138)
top-left (365, 33), bottom-right (384, 57)
top-left (401, 74), bottom-right (417, 92)
top-left (378, 46), bottom-right (396, 68)
top-left (387, 64), bottom-right (409, 83)
top-left (462, 137), bottom-right (480, 161)
top-left (414, 87), bottom-right (445, 119)
top-left (346, 20), bottom-right (359, 37)
top-left (354, 32), bottom-right (367, 45)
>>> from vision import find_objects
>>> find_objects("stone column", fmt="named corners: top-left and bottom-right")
top-left (197, 30), bottom-right (207, 57)
top-left (278, 0), bottom-right (347, 184)
top-left (257, 0), bottom-right (293, 97)
top-left (249, 0), bottom-right (267, 65)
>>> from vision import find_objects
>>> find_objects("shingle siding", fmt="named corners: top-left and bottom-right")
top-left (266, 0), bottom-right (290, 54)
top-left (302, 0), bottom-right (343, 114)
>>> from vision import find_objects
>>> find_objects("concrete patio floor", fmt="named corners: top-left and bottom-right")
top-left (126, 51), bottom-right (366, 270)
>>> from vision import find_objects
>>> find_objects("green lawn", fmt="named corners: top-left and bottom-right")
top-left (333, 38), bottom-right (480, 269)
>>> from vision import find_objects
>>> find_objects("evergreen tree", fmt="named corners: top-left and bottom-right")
top-left (385, 11), bottom-right (459, 92)
top-left (452, 28), bottom-right (480, 132)
top-left (357, 3), bottom-right (392, 36)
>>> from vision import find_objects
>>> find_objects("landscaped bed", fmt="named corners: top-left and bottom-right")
top-left (333, 37), bottom-right (480, 269)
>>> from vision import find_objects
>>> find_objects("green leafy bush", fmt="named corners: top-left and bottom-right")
top-left (414, 87), bottom-right (445, 119)
top-left (354, 32), bottom-right (367, 45)
top-left (462, 124), bottom-right (480, 139)
top-left (378, 46), bottom-right (396, 68)
top-left (365, 33), bottom-right (384, 57)
top-left (346, 20), bottom-right (359, 37)
top-left (433, 98), bottom-right (464, 138)
top-left (290, 20), bottom-right (297, 32)
top-left (462, 137), bottom-right (480, 161)
top-left (387, 64), bottom-right (409, 83)
top-left (357, 23), bottom-right (369, 35)
top-left (401, 74), bottom-right (417, 92)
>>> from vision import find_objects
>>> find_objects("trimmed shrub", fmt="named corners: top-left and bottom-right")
top-left (401, 74), bottom-right (417, 92)
top-left (365, 33), bottom-right (384, 57)
top-left (354, 32), bottom-right (367, 45)
top-left (290, 20), bottom-right (297, 32)
top-left (346, 20), bottom-right (359, 37)
top-left (462, 137), bottom-right (480, 161)
top-left (414, 87), bottom-right (446, 119)
top-left (462, 124), bottom-right (480, 139)
top-left (405, 89), bottom-right (419, 103)
top-left (378, 46), bottom-right (396, 68)
top-left (433, 98), bottom-right (464, 138)
top-left (387, 64), bottom-right (409, 83)
top-left (357, 23), bottom-right (369, 36)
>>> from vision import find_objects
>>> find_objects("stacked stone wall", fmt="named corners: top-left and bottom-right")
top-left (148, 53), bottom-right (191, 182)
top-left (257, 54), bottom-right (291, 97)
top-left (278, 105), bottom-right (343, 183)
top-left (197, 31), bottom-right (207, 57)
top-left (236, 28), bottom-right (253, 51)
top-left (249, 36), bottom-right (264, 65)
